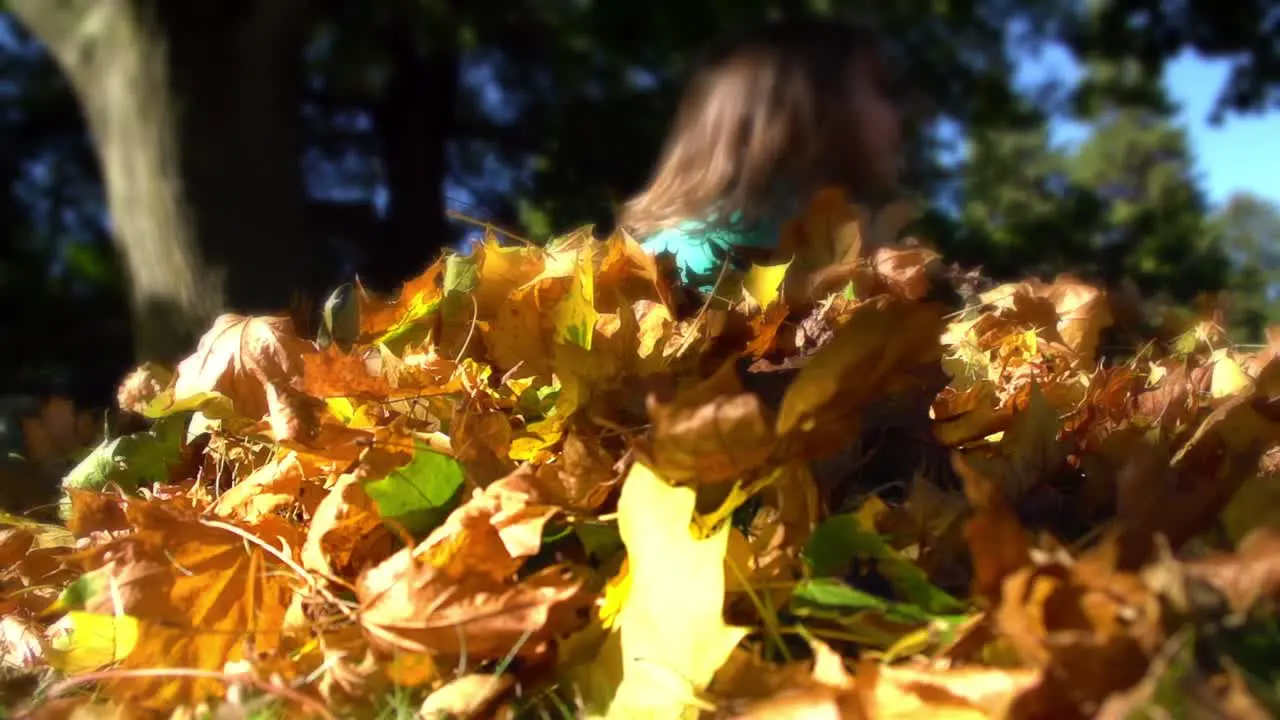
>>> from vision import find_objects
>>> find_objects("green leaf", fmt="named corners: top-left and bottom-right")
top-left (47, 567), bottom-right (110, 614)
top-left (789, 577), bottom-right (970, 650)
top-left (804, 513), bottom-right (969, 615)
top-left (362, 441), bottom-right (466, 537)
top-left (444, 250), bottom-right (479, 296)
top-left (575, 521), bottom-right (624, 562)
top-left (59, 414), bottom-right (188, 518)
top-left (791, 577), bottom-right (913, 618)
top-left (515, 381), bottom-right (560, 420)
top-left (376, 295), bottom-right (441, 354)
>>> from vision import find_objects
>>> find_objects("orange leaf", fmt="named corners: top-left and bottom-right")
top-left (954, 453), bottom-right (1031, 605)
top-left (66, 500), bottom-right (300, 710)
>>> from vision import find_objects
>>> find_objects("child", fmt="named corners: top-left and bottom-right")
top-left (619, 19), bottom-right (907, 294)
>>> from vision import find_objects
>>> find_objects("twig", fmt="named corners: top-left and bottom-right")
top-left (664, 256), bottom-right (734, 369)
top-left (446, 209), bottom-right (536, 248)
top-left (453, 294), bottom-right (480, 366)
top-left (40, 667), bottom-right (337, 720)
top-left (198, 519), bottom-right (360, 623)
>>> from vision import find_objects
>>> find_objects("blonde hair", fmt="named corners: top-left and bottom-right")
top-left (620, 19), bottom-right (890, 238)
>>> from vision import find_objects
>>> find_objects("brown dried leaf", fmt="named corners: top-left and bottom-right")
top-left (1182, 527), bottom-right (1280, 612)
top-left (302, 474), bottom-right (393, 582)
top-left (994, 538), bottom-right (1164, 712)
top-left (301, 345), bottom-right (393, 399)
top-left (848, 660), bottom-right (1047, 720)
top-left (172, 313), bottom-right (321, 442)
top-left (357, 260), bottom-right (444, 337)
top-left (775, 295), bottom-right (946, 459)
top-left (1119, 357), bottom-right (1280, 562)
top-left (358, 555), bottom-right (590, 659)
top-left (871, 245), bottom-right (939, 300)
top-left (0, 614), bottom-right (46, 669)
top-left (210, 451), bottom-right (320, 524)
top-left (954, 453), bottom-right (1031, 604)
top-left (1034, 275), bottom-right (1114, 362)
top-left (647, 360), bottom-right (777, 485)
top-left (116, 362), bottom-right (174, 414)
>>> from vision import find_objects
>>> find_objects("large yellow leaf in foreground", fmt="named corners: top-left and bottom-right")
top-left (601, 462), bottom-right (749, 718)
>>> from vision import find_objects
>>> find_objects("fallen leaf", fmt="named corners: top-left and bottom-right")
top-left (775, 295), bottom-right (946, 459)
top-left (210, 451), bottom-right (311, 523)
top-left (357, 552), bottom-right (589, 659)
top-left (302, 474), bottom-right (393, 581)
top-left (63, 500), bottom-right (298, 710)
top-left (954, 453), bottom-right (1031, 605)
top-left (847, 659), bottom-right (1046, 720)
top-left (744, 260), bottom-right (792, 310)
top-left (362, 441), bottom-right (467, 537)
top-left (45, 611), bottom-right (138, 674)
top-left (171, 313), bottom-right (321, 442)
top-left (356, 480), bottom-right (590, 658)
top-left (646, 360), bottom-right (777, 486)
top-left (589, 461), bottom-right (749, 719)
top-left (993, 538), bottom-right (1165, 713)
top-left (418, 673), bottom-right (515, 719)
top-left (871, 245), bottom-right (939, 300)
top-left (0, 614), bottom-right (47, 669)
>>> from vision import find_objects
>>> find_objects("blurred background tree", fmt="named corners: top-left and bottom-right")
top-left (0, 0), bottom-right (1277, 409)
top-left (1215, 192), bottom-right (1280, 341)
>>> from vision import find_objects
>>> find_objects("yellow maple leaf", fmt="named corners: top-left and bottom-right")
top-left (586, 461), bottom-right (749, 719)
top-left (743, 259), bottom-right (792, 310)
top-left (552, 244), bottom-right (600, 350)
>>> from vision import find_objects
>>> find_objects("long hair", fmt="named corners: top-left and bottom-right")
top-left (619, 19), bottom-right (890, 238)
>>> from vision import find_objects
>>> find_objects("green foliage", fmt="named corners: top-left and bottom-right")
top-left (1068, 0), bottom-right (1280, 114)
top-left (1070, 108), bottom-right (1229, 299)
top-left (804, 514), bottom-right (968, 615)
top-left (951, 59), bottom-right (1236, 305)
top-left (59, 414), bottom-right (187, 518)
top-left (1216, 193), bottom-right (1280, 342)
top-left (363, 442), bottom-right (467, 537)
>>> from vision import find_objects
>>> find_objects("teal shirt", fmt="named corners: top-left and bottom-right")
top-left (640, 207), bottom-right (789, 293)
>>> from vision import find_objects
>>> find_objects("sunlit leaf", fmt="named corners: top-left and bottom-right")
top-left (45, 611), bottom-right (139, 674)
top-left (362, 441), bottom-right (466, 537)
top-left (582, 461), bottom-right (749, 718)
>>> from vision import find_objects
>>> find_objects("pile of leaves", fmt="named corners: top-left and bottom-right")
top-left (4, 188), bottom-right (1280, 719)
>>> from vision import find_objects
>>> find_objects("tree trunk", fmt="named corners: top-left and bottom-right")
top-left (365, 24), bottom-right (458, 293)
top-left (10, 0), bottom-right (321, 366)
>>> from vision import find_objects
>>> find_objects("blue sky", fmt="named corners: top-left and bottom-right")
top-left (1018, 43), bottom-right (1280, 207)
top-left (1164, 54), bottom-right (1280, 206)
